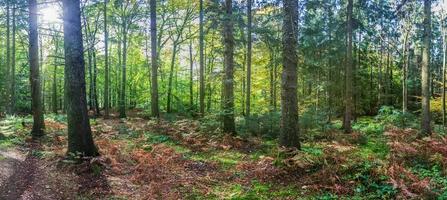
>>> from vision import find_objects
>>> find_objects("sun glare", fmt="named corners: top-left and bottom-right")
top-left (40, 4), bottom-right (62, 24)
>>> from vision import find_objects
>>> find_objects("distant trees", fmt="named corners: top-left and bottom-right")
top-left (62, 0), bottom-right (98, 156)
top-left (279, 0), bottom-right (300, 148)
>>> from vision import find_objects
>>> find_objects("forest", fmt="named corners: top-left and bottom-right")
top-left (0, 0), bottom-right (446, 199)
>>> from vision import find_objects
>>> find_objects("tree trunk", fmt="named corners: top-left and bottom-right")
top-left (52, 36), bottom-right (59, 114)
top-left (246, 0), bottom-right (252, 118)
top-left (119, 25), bottom-right (127, 118)
top-left (6, 0), bottom-right (10, 113)
top-left (104, 0), bottom-right (110, 118)
top-left (93, 50), bottom-right (100, 116)
top-left (343, 0), bottom-right (353, 133)
top-left (10, 5), bottom-right (16, 113)
top-left (421, 0), bottom-right (431, 135)
top-left (189, 39), bottom-right (194, 109)
top-left (29, 0), bottom-right (45, 137)
top-left (222, 0), bottom-right (236, 134)
top-left (62, 0), bottom-right (98, 156)
top-left (403, 31), bottom-right (410, 113)
top-left (199, 0), bottom-right (205, 115)
top-left (150, 0), bottom-right (160, 118)
top-left (279, 0), bottom-right (300, 148)
top-left (167, 44), bottom-right (178, 113)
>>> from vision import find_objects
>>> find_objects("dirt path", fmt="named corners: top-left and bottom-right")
top-left (0, 143), bottom-right (58, 200)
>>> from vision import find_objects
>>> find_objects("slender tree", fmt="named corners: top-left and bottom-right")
top-left (421, 0), bottom-right (431, 135)
top-left (150, 0), bottom-right (160, 118)
top-left (104, 0), bottom-right (110, 118)
top-left (10, 5), bottom-right (16, 113)
top-left (344, 0), bottom-right (353, 133)
top-left (29, 0), bottom-right (44, 137)
top-left (279, 0), bottom-right (300, 148)
top-left (6, 0), bottom-right (10, 113)
top-left (62, 0), bottom-right (98, 156)
top-left (223, 0), bottom-right (236, 134)
top-left (199, 0), bottom-right (205, 115)
top-left (246, 0), bottom-right (252, 119)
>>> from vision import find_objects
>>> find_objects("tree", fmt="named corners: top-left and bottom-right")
top-left (343, 0), bottom-right (353, 133)
top-left (150, 0), bottom-right (159, 118)
top-left (166, 4), bottom-right (195, 113)
top-left (10, 4), bottom-right (16, 114)
top-left (421, 0), bottom-right (431, 135)
top-left (29, 0), bottom-right (44, 137)
top-left (199, 0), bottom-right (205, 115)
top-left (104, 0), bottom-right (110, 118)
top-left (246, 0), bottom-right (252, 119)
top-left (62, 0), bottom-right (98, 156)
top-left (222, 0), bottom-right (236, 134)
top-left (279, 0), bottom-right (300, 148)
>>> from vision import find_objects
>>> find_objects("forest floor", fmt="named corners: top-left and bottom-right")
top-left (0, 110), bottom-right (446, 199)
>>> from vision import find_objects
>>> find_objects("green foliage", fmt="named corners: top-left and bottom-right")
top-left (375, 106), bottom-right (418, 128)
top-left (239, 112), bottom-right (280, 138)
top-left (411, 164), bottom-right (447, 196)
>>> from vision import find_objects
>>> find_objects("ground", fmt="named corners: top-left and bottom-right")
top-left (0, 110), bottom-right (446, 199)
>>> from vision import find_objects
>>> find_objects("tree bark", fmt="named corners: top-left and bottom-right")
top-left (343, 0), bottom-right (353, 133)
top-left (279, 0), bottom-right (300, 148)
top-left (62, 0), bottom-right (98, 156)
top-left (246, 0), bottom-right (252, 118)
top-left (421, 0), bottom-right (431, 135)
top-left (29, 0), bottom-right (45, 137)
top-left (167, 44), bottom-right (178, 113)
top-left (104, 0), bottom-right (110, 118)
top-left (199, 0), bottom-right (205, 115)
top-left (6, 0), bottom-right (10, 113)
top-left (222, 0), bottom-right (236, 134)
top-left (189, 39), bottom-right (194, 109)
top-left (93, 50), bottom-right (100, 116)
top-left (119, 24), bottom-right (127, 118)
top-left (10, 5), bottom-right (16, 113)
top-left (150, 0), bottom-right (160, 118)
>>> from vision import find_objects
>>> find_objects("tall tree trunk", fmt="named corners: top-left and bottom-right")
top-left (189, 39), bottom-right (194, 109)
top-left (222, 0), bottom-right (236, 134)
top-left (344, 0), bottom-right (353, 133)
top-left (119, 25), bottom-right (127, 118)
top-left (52, 36), bottom-right (59, 114)
top-left (167, 44), bottom-right (178, 113)
top-left (93, 50), bottom-right (100, 116)
top-left (403, 30), bottom-right (410, 113)
top-left (150, 0), bottom-right (159, 118)
top-left (29, 0), bottom-right (45, 137)
top-left (280, 0), bottom-right (300, 148)
top-left (104, 0), bottom-right (110, 118)
top-left (199, 0), bottom-right (205, 115)
top-left (10, 5), bottom-right (16, 113)
top-left (52, 65), bottom-right (58, 113)
top-left (6, 0), bottom-right (10, 113)
top-left (421, 0), bottom-right (431, 135)
top-left (246, 0), bottom-right (252, 118)
top-left (62, 0), bottom-right (98, 156)
top-left (40, 34), bottom-right (45, 112)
